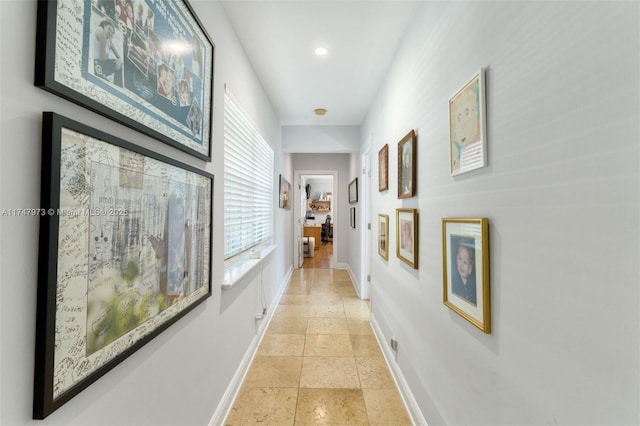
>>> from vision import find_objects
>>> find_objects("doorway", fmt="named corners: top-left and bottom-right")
top-left (294, 170), bottom-right (338, 269)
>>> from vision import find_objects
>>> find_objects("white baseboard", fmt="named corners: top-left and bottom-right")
top-left (338, 263), bottom-right (364, 299)
top-left (208, 265), bottom-right (293, 426)
top-left (334, 262), bottom-right (349, 270)
top-left (370, 313), bottom-right (428, 426)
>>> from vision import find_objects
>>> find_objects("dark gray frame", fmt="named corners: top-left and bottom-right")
top-left (348, 178), bottom-right (358, 203)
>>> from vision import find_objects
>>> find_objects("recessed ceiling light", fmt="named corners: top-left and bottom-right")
top-left (314, 108), bottom-right (327, 116)
top-left (314, 47), bottom-right (328, 56)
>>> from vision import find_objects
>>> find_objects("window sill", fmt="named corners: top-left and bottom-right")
top-left (222, 245), bottom-right (277, 289)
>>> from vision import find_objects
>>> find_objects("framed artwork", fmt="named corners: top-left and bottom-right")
top-left (396, 208), bottom-right (418, 269)
top-left (279, 174), bottom-right (291, 209)
top-left (378, 144), bottom-right (389, 191)
top-left (378, 214), bottom-right (389, 260)
top-left (350, 207), bottom-right (356, 229)
top-left (397, 130), bottom-right (416, 199)
top-left (35, 0), bottom-right (215, 160)
top-left (34, 112), bottom-right (213, 419)
top-left (348, 178), bottom-right (358, 203)
top-left (449, 69), bottom-right (487, 176)
top-left (442, 218), bottom-right (490, 333)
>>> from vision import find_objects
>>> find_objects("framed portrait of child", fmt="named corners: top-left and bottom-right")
top-left (442, 217), bottom-right (490, 333)
top-left (396, 208), bottom-right (418, 269)
top-left (397, 130), bottom-right (416, 199)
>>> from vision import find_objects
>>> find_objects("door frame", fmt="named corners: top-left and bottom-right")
top-left (360, 144), bottom-right (372, 299)
top-left (294, 169), bottom-right (338, 269)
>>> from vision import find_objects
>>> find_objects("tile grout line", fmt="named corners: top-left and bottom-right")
top-left (227, 268), bottom-right (411, 425)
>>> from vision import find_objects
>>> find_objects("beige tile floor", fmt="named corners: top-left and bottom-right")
top-left (225, 268), bottom-right (412, 425)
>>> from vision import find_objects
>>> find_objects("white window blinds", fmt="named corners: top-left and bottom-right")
top-left (223, 89), bottom-right (274, 261)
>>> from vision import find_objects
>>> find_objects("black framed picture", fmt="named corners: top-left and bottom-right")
top-left (34, 112), bottom-right (213, 418)
top-left (348, 177), bottom-right (358, 203)
top-left (350, 206), bottom-right (356, 229)
top-left (35, 0), bottom-right (215, 160)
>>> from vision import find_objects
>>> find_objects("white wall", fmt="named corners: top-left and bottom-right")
top-left (347, 151), bottom-right (364, 293)
top-left (279, 153), bottom-right (294, 276)
top-left (364, 1), bottom-right (639, 425)
top-left (283, 125), bottom-right (360, 153)
top-left (0, 1), bottom-right (290, 424)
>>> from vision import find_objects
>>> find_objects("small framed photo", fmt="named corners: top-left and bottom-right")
top-left (396, 208), bottom-right (418, 269)
top-left (350, 207), bottom-right (356, 229)
top-left (397, 130), bottom-right (416, 199)
top-left (378, 144), bottom-right (389, 191)
top-left (348, 178), bottom-right (358, 203)
top-left (449, 69), bottom-right (487, 176)
top-left (442, 218), bottom-right (490, 333)
top-left (378, 214), bottom-right (389, 260)
top-left (279, 174), bottom-right (291, 209)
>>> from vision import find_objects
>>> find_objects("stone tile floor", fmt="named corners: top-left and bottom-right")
top-left (225, 268), bottom-right (412, 425)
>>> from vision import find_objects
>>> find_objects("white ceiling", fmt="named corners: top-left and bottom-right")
top-left (305, 174), bottom-right (333, 182)
top-left (220, 0), bottom-right (421, 126)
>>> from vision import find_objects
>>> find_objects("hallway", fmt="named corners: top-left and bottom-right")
top-left (302, 239), bottom-right (333, 269)
top-left (225, 268), bottom-right (412, 425)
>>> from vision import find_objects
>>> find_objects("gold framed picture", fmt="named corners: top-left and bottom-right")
top-left (396, 208), bottom-right (418, 269)
top-left (378, 214), bottom-right (389, 260)
top-left (378, 144), bottom-right (388, 191)
top-left (442, 218), bottom-right (490, 333)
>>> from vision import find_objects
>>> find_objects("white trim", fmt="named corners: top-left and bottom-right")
top-left (344, 263), bottom-right (363, 299)
top-left (221, 245), bottom-right (277, 288)
top-left (360, 140), bottom-right (372, 299)
top-left (209, 265), bottom-right (293, 426)
top-left (370, 312), bottom-right (428, 426)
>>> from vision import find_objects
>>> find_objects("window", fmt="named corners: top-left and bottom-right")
top-left (223, 89), bottom-right (274, 262)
